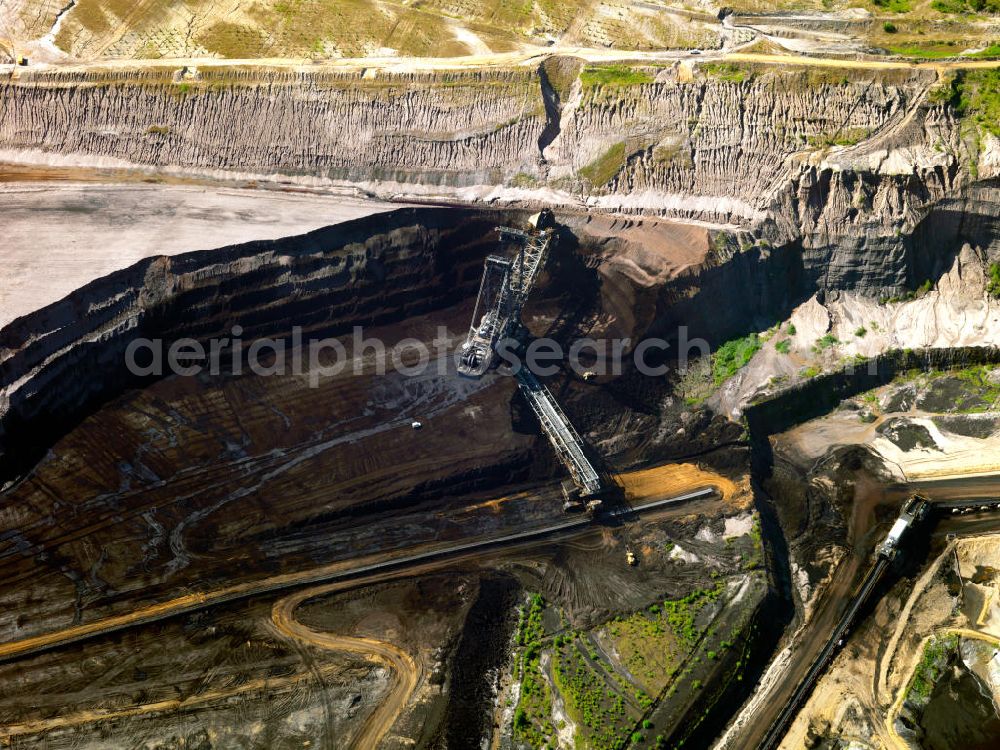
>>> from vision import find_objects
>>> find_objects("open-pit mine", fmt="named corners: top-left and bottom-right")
top-left (1, 2), bottom-right (1000, 749)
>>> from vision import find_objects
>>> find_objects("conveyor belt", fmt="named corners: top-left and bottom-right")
top-left (517, 369), bottom-right (602, 497)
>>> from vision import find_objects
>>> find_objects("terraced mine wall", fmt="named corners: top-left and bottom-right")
top-left (0, 206), bottom-right (508, 482)
top-left (0, 62), bottom-right (951, 239)
top-left (2, 167), bottom-right (995, 484)
top-left (12, 184), bottom-right (983, 491)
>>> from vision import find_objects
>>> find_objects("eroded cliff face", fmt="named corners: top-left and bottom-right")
top-left (5, 60), bottom-right (994, 305)
top-left (0, 68), bottom-right (546, 186)
top-left (1, 62), bottom-right (974, 240)
top-left (547, 65), bottom-right (924, 224)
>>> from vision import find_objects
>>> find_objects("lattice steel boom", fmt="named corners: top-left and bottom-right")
top-left (455, 210), bottom-right (603, 500)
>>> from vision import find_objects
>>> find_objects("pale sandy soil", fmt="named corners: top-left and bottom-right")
top-left (781, 409), bottom-right (1000, 480)
top-left (781, 534), bottom-right (1000, 749)
top-left (0, 181), bottom-right (399, 328)
top-left (773, 351), bottom-right (1000, 480)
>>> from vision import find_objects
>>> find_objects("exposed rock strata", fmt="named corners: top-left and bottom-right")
top-left (0, 64), bottom-right (954, 239)
top-left (5, 61), bottom-right (994, 310)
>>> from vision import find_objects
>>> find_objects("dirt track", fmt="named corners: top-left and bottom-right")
top-left (0, 458), bottom-right (734, 745)
top-left (6, 46), bottom-right (999, 77)
top-left (0, 465), bottom-right (728, 663)
top-left (271, 584), bottom-right (420, 750)
top-left (0, 664), bottom-right (340, 743)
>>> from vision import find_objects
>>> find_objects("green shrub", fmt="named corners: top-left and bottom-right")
top-left (855, 326), bottom-right (868, 338)
top-left (883, 21), bottom-right (898, 32)
top-left (989, 262), bottom-right (1000, 297)
top-left (874, 0), bottom-right (912, 10)
top-left (712, 333), bottom-right (762, 384)
top-left (815, 334), bottom-right (839, 350)
top-left (775, 339), bottom-right (792, 354)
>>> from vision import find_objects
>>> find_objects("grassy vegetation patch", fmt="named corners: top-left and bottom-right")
top-left (67, 0), bottom-right (113, 35)
top-left (712, 333), bottom-right (762, 384)
top-left (880, 279), bottom-right (934, 304)
top-left (932, 0), bottom-right (1000, 13)
top-left (509, 172), bottom-right (539, 188)
top-left (579, 142), bottom-right (627, 187)
top-left (744, 516), bottom-right (763, 570)
top-left (955, 69), bottom-right (1000, 137)
top-left (506, 584), bottom-right (747, 750)
top-left (512, 594), bottom-right (557, 746)
top-left (873, 0), bottom-right (912, 12)
top-left (541, 55), bottom-right (584, 99)
top-left (888, 42), bottom-right (963, 59)
top-left (606, 610), bottom-right (683, 695)
top-left (988, 262), bottom-right (1000, 297)
top-left (579, 65), bottom-right (655, 88)
top-left (701, 62), bottom-right (748, 83)
top-left (197, 20), bottom-right (269, 58)
top-left (652, 139), bottom-right (693, 168)
top-left (807, 127), bottom-right (872, 148)
top-left (553, 635), bottom-right (636, 750)
top-left (775, 339), bottom-right (792, 354)
top-left (662, 583), bottom-right (725, 645)
top-left (907, 634), bottom-right (959, 704)
top-left (801, 68), bottom-right (853, 87)
top-left (969, 42), bottom-right (1000, 58)
top-left (951, 366), bottom-right (1000, 410)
